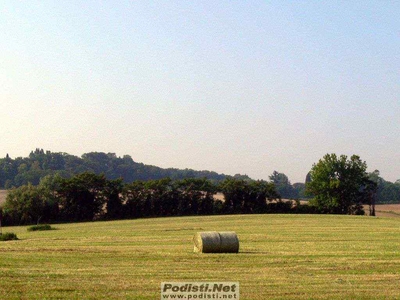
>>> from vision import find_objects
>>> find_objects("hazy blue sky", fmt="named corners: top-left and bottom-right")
top-left (1, 1), bottom-right (399, 183)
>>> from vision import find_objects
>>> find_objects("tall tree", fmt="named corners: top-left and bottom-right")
top-left (306, 154), bottom-right (374, 214)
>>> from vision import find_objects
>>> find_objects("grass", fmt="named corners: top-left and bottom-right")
top-left (27, 224), bottom-right (55, 232)
top-left (0, 214), bottom-right (400, 299)
top-left (0, 232), bottom-right (18, 241)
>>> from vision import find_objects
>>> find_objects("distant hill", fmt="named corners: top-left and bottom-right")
top-left (0, 148), bottom-right (251, 188)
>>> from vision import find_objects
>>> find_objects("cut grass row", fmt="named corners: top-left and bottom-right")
top-left (1, 214), bottom-right (400, 299)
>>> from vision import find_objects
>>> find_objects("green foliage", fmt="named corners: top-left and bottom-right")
top-left (219, 177), bottom-right (279, 213)
top-left (0, 232), bottom-right (18, 241)
top-left (306, 154), bottom-right (374, 214)
top-left (175, 178), bottom-right (217, 215)
top-left (123, 178), bottom-right (218, 218)
top-left (2, 176), bottom-right (61, 225)
top-left (368, 170), bottom-right (400, 204)
top-left (269, 171), bottom-right (297, 199)
top-left (56, 172), bottom-right (109, 222)
top-left (4, 183), bottom-right (47, 224)
top-left (0, 149), bottom-right (231, 188)
top-left (27, 224), bottom-right (53, 231)
top-left (268, 171), bottom-right (310, 200)
top-left (293, 182), bottom-right (308, 199)
top-left (105, 179), bottom-right (124, 220)
top-left (3, 156), bottom-right (384, 227)
top-left (5, 148), bottom-right (397, 203)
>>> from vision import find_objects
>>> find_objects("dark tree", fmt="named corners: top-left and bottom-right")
top-left (175, 178), bottom-right (217, 215)
top-left (57, 172), bottom-right (108, 222)
top-left (219, 178), bottom-right (279, 214)
top-left (219, 178), bottom-right (250, 213)
top-left (105, 178), bottom-right (124, 220)
top-left (122, 181), bottom-right (150, 219)
top-left (248, 180), bottom-right (280, 213)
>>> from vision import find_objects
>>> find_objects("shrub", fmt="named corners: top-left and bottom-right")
top-left (293, 203), bottom-right (319, 214)
top-left (266, 200), bottom-right (293, 213)
top-left (27, 224), bottom-right (54, 232)
top-left (0, 232), bottom-right (18, 241)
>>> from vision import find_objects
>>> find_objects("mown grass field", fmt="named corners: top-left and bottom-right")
top-left (1, 214), bottom-right (400, 299)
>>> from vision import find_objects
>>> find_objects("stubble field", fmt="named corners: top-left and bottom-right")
top-left (0, 214), bottom-right (400, 299)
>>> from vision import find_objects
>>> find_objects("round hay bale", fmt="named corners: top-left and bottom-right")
top-left (193, 231), bottom-right (220, 253)
top-left (218, 231), bottom-right (239, 253)
top-left (193, 231), bottom-right (239, 253)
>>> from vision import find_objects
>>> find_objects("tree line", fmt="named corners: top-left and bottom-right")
top-left (0, 149), bottom-right (308, 199)
top-left (1, 173), bottom-right (312, 226)
top-left (367, 170), bottom-right (400, 204)
top-left (0, 149), bottom-right (398, 226)
top-left (0, 149), bottom-right (229, 188)
top-left (1, 153), bottom-right (391, 225)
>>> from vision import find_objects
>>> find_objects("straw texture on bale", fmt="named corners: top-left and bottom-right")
top-left (193, 231), bottom-right (239, 253)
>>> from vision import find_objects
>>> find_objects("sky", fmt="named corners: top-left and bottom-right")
top-left (1, 1), bottom-right (399, 183)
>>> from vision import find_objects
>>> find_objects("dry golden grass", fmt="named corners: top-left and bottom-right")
top-left (1, 214), bottom-right (400, 299)
top-left (295, 200), bottom-right (400, 218)
top-left (374, 204), bottom-right (400, 218)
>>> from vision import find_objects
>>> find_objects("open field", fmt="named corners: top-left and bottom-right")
top-left (374, 204), bottom-right (400, 218)
top-left (1, 214), bottom-right (400, 299)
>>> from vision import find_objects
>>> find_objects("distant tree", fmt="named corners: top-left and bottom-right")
top-left (122, 181), bottom-right (149, 218)
top-left (38, 174), bottom-right (62, 221)
top-left (232, 174), bottom-right (253, 181)
top-left (3, 183), bottom-right (46, 224)
top-left (105, 178), bottom-right (124, 220)
top-left (306, 154), bottom-right (374, 215)
top-left (0, 150), bottom-right (233, 188)
top-left (4, 180), bottom-right (13, 189)
top-left (367, 170), bottom-right (400, 205)
top-left (144, 178), bottom-right (178, 216)
top-left (219, 178), bottom-right (279, 213)
top-left (292, 183), bottom-right (308, 199)
top-left (305, 172), bottom-right (312, 184)
top-left (219, 178), bottom-right (250, 213)
top-left (57, 172), bottom-right (108, 222)
top-left (269, 171), bottom-right (296, 199)
top-left (0, 154), bottom-right (17, 188)
top-left (175, 178), bottom-right (217, 215)
top-left (247, 180), bottom-right (280, 213)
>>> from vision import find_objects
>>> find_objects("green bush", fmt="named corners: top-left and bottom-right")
top-left (27, 224), bottom-right (54, 232)
top-left (0, 232), bottom-right (18, 241)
